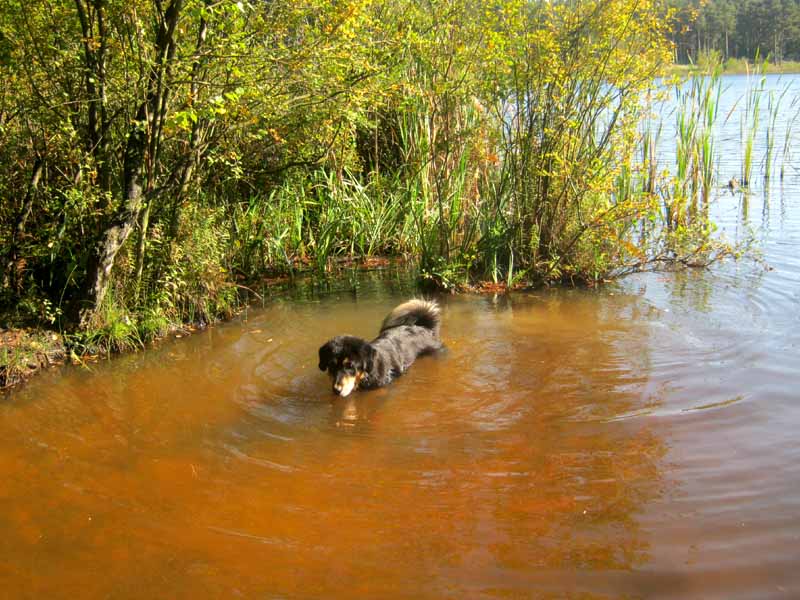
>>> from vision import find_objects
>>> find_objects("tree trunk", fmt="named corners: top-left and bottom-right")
top-left (80, 0), bottom-right (183, 327)
top-left (725, 29), bottom-right (729, 60)
top-left (133, 198), bottom-right (151, 300)
top-left (81, 103), bottom-right (147, 326)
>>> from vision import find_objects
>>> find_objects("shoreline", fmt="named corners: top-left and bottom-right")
top-left (1, 260), bottom-right (405, 392)
top-left (667, 61), bottom-right (800, 76)
top-left (0, 258), bottom-right (543, 392)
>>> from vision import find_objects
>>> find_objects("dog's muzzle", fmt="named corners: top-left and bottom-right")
top-left (333, 374), bottom-right (357, 397)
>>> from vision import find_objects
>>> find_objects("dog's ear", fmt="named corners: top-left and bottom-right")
top-left (318, 341), bottom-right (334, 371)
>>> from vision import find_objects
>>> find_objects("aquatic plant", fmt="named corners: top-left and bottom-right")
top-left (780, 95), bottom-right (800, 180)
top-left (641, 112), bottom-right (662, 197)
top-left (764, 85), bottom-right (790, 184)
top-left (667, 67), bottom-right (721, 230)
top-left (698, 69), bottom-right (722, 208)
top-left (740, 62), bottom-right (766, 186)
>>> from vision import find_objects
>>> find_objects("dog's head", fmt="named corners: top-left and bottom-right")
top-left (318, 336), bottom-right (375, 397)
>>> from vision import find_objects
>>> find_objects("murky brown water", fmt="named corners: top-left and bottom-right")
top-left (3, 77), bottom-right (800, 598)
top-left (3, 251), bottom-right (799, 599)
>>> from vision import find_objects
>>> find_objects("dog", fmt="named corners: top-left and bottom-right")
top-left (318, 299), bottom-right (442, 397)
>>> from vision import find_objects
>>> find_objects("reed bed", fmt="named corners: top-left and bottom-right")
top-left (225, 67), bottom-right (760, 288)
top-left (667, 69), bottom-right (722, 229)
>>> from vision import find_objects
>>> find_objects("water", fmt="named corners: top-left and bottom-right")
top-left (2, 76), bottom-right (800, 598)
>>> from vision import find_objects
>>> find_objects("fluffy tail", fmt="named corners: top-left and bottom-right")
top-left (380, 299), bottom-right (441, 337)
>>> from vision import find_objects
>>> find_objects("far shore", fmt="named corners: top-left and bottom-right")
top-left (668, 60), bottom-right (800, 76)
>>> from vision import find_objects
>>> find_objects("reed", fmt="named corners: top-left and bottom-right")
top-left (641, 114), bottom-right (662, 196)
top-left (395, 85), bottom-right (484, 289)
top-left (229, 169), bottom-right (407, 278)
top-left (740, 62), bottom-right (766, 187)
top-left (698, 69), bottom-right (722, 207)
top-left (780, 95), bottom-right (800, 180)
top-left (637, 114), bottom-right (661, 245)
top-left (229, 185), bottom-right (305, 278)
top-left (671, 69), bottom-right (721, 227)
top-left (764, 87), bottom-right (787, 184)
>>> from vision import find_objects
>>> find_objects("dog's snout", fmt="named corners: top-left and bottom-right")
top-left (332, 374), bottom-right (356, 397)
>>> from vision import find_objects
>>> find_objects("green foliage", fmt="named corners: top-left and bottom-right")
top-left (0, 0), bottom-right (746, 346)
top-left (70, 292), bottom-right (142, 355)
top-left (136, 308), bottom-right (171, 342)
top-left (157, 206), bottom-right (238, 325)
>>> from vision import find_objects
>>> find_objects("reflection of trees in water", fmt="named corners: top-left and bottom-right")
top-left (664, 269), bottom-right (716, 313)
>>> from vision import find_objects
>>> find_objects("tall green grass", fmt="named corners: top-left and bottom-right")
top-left (740, 66), bottom-right (766, 187)
top-left (396, 90), bottom-right (486, 289)
top-left (670, 68), bottom-right (722, 228)
top-left (780, 95), bottom-right (800, 180)
top-left (764, 86), bottom-right (789, 184)
top-left (227, 170), bottom-right (406, 278)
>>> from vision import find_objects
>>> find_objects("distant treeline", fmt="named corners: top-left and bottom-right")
top-left (670, 0), bottom-right (800, 63)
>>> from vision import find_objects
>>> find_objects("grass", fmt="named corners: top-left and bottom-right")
top-left (69, 294), bottom-right (143, 355)
top-left (668, 68), bottom-right (722, 228)
top-left (765, 88), bottom-right (785, 183)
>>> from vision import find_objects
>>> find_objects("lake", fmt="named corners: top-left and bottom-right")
top-left (1, 74), bottom-right (799, 599)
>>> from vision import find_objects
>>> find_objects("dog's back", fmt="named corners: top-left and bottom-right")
top-left (363, 299), bottom-right (442, 388)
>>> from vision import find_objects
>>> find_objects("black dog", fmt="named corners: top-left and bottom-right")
top-left (318, 299), bottom-right (442, 397)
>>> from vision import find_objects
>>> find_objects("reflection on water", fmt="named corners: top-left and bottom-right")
top-left (2, 75), bottom-right (800, 598)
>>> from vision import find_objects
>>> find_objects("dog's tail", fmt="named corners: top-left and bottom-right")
top-left (380, 298), bottom-right (440, 337)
